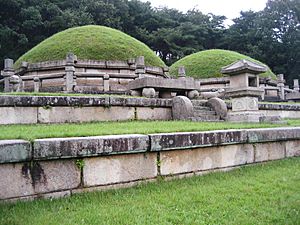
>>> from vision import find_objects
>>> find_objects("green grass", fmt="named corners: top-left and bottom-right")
top-left (1, 120), bottom-right (300, 141)
top-left (170, 49), bottom-right (276, 79)
top-left (1, 158), bottom-right (299, 225)
top-left (15, 25), bottom-right (165, 68)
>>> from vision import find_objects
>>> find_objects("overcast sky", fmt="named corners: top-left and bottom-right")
top-left (140, 0), bottom-right (268, 21)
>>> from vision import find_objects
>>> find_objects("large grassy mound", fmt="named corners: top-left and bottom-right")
top-left (15, 25), bottom-right (165, 67)
top-left (170, 49), bottom-right (276, 79)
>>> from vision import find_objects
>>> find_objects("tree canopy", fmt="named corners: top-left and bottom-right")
top-left (0, 0), bottom-right (299, 84)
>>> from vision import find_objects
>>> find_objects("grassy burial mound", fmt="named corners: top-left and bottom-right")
top-left (170, 49), bottom-right (276, 79)
top-left (15, 25), bottom-right (165, 67)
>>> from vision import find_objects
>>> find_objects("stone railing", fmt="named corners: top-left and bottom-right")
top-left (1, 127), bottom-right (300, 201)
top-left (2, 55), bottom-right (169, 94)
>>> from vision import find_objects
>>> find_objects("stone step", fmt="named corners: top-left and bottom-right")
top-left (194, 110), bottom-right (217, 117)
top-left (191, 100), bottom-right (208, 107)
top-left (193, 106), bottom-right (212, 111)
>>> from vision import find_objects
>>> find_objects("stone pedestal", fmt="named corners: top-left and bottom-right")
top-left (135, 56), bottom-right (145, 79)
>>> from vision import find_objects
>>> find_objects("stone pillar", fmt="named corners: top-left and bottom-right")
top-left (293, 79), bottom-right (299, 92)
top-left (222, 59), bottom-right (266, 122)
top-left (2, 59), bottom-right (15, 92)
top-left (103, 74), bottom-right (110, 92)
top-left (163, 67), bottom-right (170, 77)
top-left (33, 77), bottom-right (40, 92)
top-left (135, 56), bottom-right (145, 78)
top-left (64, 53), bottom-right (76, 93)
top-left (178, 66), bottom-right (186, 79)
top-left (277, 74), bottom-right (285, 100)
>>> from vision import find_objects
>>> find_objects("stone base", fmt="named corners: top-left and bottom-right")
top-left (227, 111), bottom-right (263, 123)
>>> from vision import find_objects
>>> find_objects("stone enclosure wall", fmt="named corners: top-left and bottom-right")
top-left (1, 127), bottom-right (300, 201)
top-left (0, 95), bottom-right (300, 125)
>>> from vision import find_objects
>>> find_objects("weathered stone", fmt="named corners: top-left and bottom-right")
top-left (83, 153), bottom-right (157, 186)
top-left (130, 90), bottom-right (142, 97)
top-left (187, 90), bottom-right (199, 99)
top-left (34, 134), bottom-right (149, 160)
top-left (285, 140), bottom-right (300, 157)
top-left (172, 96), bottom-right (194, 120)
top-left (142, 88), bottom-right (156, 98)
top-left (200, 89), bottom-right (225, 99)
top-left (160, 144), bottom-right (254, 176)
top-left (0, 160), bottom-right (80, 200)
top-left (150, 129), bottom-right (248, 151)
top-left (178, 66), bottom-right (186, 78)
top-left (232, 97), bottom-right (259, 111)
top-left (38, 106), bottom-right (135, 123)
top-left (4, 58), bottom-right (14, 71)
top-left (136, 107), bottom-right (172, 120)
top-left (0, 140), bottom-right (31, 164)
top-left (221, 60), bottom-right (267, 76)
top-left (0, 107), bottom-right (38, 124)
top-left (207, 97), bottom-right (227, 119)
top-left (254, 142), bottom-right (285, 162)
top-left (103, 74), bottom-right (110, 92)
top-left (33, 160), bottom-right (80, 194)
top-left (293, 79), bottom-right (299, 92)
top-left (0, 163), bottom-right (35, 199)
top-left (247, 127), bottom-right (300, 143)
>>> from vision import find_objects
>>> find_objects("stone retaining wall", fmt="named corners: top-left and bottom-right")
top-left (1, 127), bottom-right (300, 201)
top-left (0, 95), bottom-right (300, 125)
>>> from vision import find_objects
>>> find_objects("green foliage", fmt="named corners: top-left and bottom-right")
top-left (0, 119), bottom-right (299, 141)
top-left (75, 159), bottom-right (85, 170)
top-left (170, 49), bottom-right (276, 79)
top-left (0, 158), bottom-right (299, 224)
top-left (15, 25), bottom-right (165, 67)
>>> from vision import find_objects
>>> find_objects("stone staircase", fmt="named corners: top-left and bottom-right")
top-left (190, 100), bottom-right (223, 122)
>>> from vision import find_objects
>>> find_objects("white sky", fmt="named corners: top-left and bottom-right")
top-left (140, 0), bottom-right (268, 21)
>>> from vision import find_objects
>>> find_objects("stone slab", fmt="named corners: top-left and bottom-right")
top-left (136, 107), bottom-right (172, 120)
top-left (254, 142), bottom-right (285, 162)
top-left (0, 107), bottom-right (38, 124)
top-left (150, 130), bottom-right (248, 151)
top-left (34, 134), bottom-right (149, 160)
top-left (0, 140), bottom-right (32, 164)
top-left (0, 160), bottom-right (80, 200)
top-left (38, 106), bottom-right (135, 123)
top-left (285, 140), bottom-right (300, 157)
top-left (160, 144), bottom-right (254, 176)
top-left (247, 127), bottom-right (300, 143)
top-left (83, 153), bottom-right (157, 186)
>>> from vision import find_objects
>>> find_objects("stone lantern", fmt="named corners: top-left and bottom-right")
top-left (221, 59), bottom-right (267, 122)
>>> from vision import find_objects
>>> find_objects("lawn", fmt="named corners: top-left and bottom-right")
top-left (1, 119), bottom-right (300, 141)
top-left (0, 158), bottom-right (299, 225)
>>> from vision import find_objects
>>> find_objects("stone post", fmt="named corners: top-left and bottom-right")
top-left (103, 74), bottom-right (110, 92)
top-left (222, 59), bottom-right (266, 122)
top-left (178, 66), bottom-right (186, 79)
top-left (64, 53), bottom-right (76, 93)
top-left (135, 56), bottom-right (145, 78)
top-left (33, 77), bottom-right (40, 92)
top-left (277, 74), bottom-right (285, 100)
top-left (163, 67), bottom-right (170, 77)
top-left (2, 59), bottom-right (15, 92)
top-left (293, 79), bottom-right (299, 92)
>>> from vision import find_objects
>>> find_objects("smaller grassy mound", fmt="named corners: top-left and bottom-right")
top-left (15, 25), bottom-right (165, 67)
top-left (170, 49), bottom-right (276, 79)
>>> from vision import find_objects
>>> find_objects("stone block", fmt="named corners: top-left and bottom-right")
top-left (247, 127), bottom-right (300, 143)
top-left (207, 97), bottom-right (227, 119)
top-left (34, 134), bottom-right (149, 160)
top-left (33, 160), bottom-right (80, 194)
top-left (0, 140), bottom-right (31, 164)
top-left (150, 130), bottom-right (248, 151)
top-left (83, 153), bottom-right (157, 186)
top-left (232, 97), bottom-right (259, 111)
top-left (285, 140), bottom-right (300, 157)
top-left (0, 160), bottom-right (80, 200)
top-left (136, 107), bottom-right (172, 120)
top-left (0, 107), bottom-right (38, 124)
top-left (160, 144), bottom-right (254, 176)
top-left (0, 163), bottom-right (34, 199)
top-left (38, 106), bottom-right (135, 123)
top-left (254, 142), bottom-right (285, 162)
